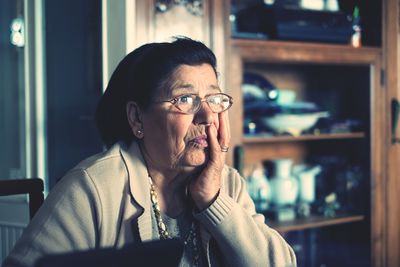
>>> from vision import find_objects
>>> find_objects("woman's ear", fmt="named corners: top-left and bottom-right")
top-left (126, 101), bottom-right (144, 139)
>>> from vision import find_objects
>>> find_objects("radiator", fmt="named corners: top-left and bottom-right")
top-left (0, 221), bottom-right (26, 263)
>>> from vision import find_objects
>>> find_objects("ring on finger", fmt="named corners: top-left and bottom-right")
top-left (221, 146), bottom-right (229, 152)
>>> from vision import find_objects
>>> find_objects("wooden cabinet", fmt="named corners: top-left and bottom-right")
top-left (225, 0), bottom-right (397, 265)
top-left (228, 39), bottom-right (384, 267)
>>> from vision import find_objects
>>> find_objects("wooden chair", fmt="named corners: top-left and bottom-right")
top-left (0, 178), bottom-right (44, 219)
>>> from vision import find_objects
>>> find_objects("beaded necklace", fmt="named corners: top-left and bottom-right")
top-left (148, 177), bottom-right (200, 266)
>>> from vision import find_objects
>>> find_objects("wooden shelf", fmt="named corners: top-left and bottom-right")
top-left (243, 132), bottom-right (366, 144)
top-left (232, 38), bottom-right (381, 65)
top-left (266, 214), bottom-right (365, 233)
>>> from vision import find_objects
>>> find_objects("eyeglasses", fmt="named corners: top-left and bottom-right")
top-left (156, 93), bottom-right (233, 114)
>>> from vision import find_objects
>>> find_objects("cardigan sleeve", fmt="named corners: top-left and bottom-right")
top-left (194, 166), bottom-right (297, 267)
top-left (2, 169), bottom-right (102, 267)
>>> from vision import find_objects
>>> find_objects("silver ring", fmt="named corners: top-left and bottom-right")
top-left (221, 146), bottom-right (229, 152)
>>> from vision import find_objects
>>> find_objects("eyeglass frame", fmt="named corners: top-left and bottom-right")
top-left (154, 93), bottom-right (233, 114)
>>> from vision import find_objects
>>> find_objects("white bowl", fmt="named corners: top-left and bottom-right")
top-left (261, 112), bottom-right (329, 136)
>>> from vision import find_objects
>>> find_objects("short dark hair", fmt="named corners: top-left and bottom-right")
top-left (95, 37), bottom-right (218, 148)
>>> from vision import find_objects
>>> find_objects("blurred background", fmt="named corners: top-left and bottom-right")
top-left (1, 0), bottom-right (400, 266)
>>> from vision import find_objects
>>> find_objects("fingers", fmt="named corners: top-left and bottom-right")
top-left (218, 111), bottom-right (230, 151)
top-left (189, 114), bottom-right (228, 210)
top-left (205, 112), bottom-right (230, 166)
top-left (207, 123), bottom-right (222, 163)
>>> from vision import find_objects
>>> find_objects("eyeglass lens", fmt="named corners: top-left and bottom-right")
top-left (175, 94), bottom-right (232, 114)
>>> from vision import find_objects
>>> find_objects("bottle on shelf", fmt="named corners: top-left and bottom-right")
top-left (351, 5), bottom-right (362, 48)
top-left (293, 164), bottom-right (322, 217)
top-left (245, 162), bottom-right (271, 212)
top-left (269, 158), bottom-right (299, 207)
top-left (267, 159), bottom-right (299, 221)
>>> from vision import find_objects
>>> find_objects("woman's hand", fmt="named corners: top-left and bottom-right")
top-left (190, 111), bottom-right (230, 210)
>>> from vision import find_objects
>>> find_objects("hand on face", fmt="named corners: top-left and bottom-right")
top-left (189, 111), bottom-right (230, 210)
top-left (130, 64), bottom-right (232, 211)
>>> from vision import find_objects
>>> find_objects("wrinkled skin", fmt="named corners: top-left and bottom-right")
top-left (127, 64), bottom-right (230, 215)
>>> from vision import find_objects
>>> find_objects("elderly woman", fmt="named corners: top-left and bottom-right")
top-left (4, 37), bottom-right (296, 267)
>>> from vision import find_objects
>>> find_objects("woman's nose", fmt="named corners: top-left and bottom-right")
top-left (193, 101), bottom-right (215, 125)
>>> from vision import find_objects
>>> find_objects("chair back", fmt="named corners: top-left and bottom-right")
top-left (0, 178), bottom-right (44, 219)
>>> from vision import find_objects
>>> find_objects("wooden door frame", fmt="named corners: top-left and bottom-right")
top-left (382, 0), bottom-right (400, 266)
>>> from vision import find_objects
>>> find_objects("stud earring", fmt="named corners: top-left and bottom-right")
top-left (136, 129), bottom-right (144, 138)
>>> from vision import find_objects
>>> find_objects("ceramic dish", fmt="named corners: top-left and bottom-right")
top-left (261, 112), bottom-right (329, 136)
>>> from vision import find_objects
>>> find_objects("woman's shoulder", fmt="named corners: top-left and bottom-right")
top-left (60, 142), bottom-right (129, 188)
top-left (74, 142), bottom-right (124, 170)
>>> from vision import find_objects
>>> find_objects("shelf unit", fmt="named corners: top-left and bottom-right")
top-left (231, 39), bottom-right (381, 64)
top-left (244, 132), bottom-right (366, 143)
top-left (268, 214), bottom-right (365, 233)
top-left (228, 36), bottom-right (385, 266)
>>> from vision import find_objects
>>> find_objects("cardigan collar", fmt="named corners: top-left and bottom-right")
top-left (120, 141), bottom-right (150, 207)
top-left (120, 141), bottom-right (153, 241)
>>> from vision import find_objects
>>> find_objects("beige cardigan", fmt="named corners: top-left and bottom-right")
top-left (3, 142), bottom-right (296, 267)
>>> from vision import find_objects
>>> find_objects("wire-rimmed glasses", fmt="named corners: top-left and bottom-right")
top-left (156, 93), bottom-right (233, 114)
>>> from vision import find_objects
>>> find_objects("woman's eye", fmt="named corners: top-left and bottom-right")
top-left (209, 95), bottom-right (223, 105)
top-left (211, 96), bottom-right (221, 104)
top-left (177, 95), bottom-right (193, 104)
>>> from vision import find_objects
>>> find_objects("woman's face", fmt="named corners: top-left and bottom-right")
top-left (140, 63), bottom-right (220, 172)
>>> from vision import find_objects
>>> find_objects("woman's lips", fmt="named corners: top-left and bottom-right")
top-left (190, 135), bottom-right (208, 147)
